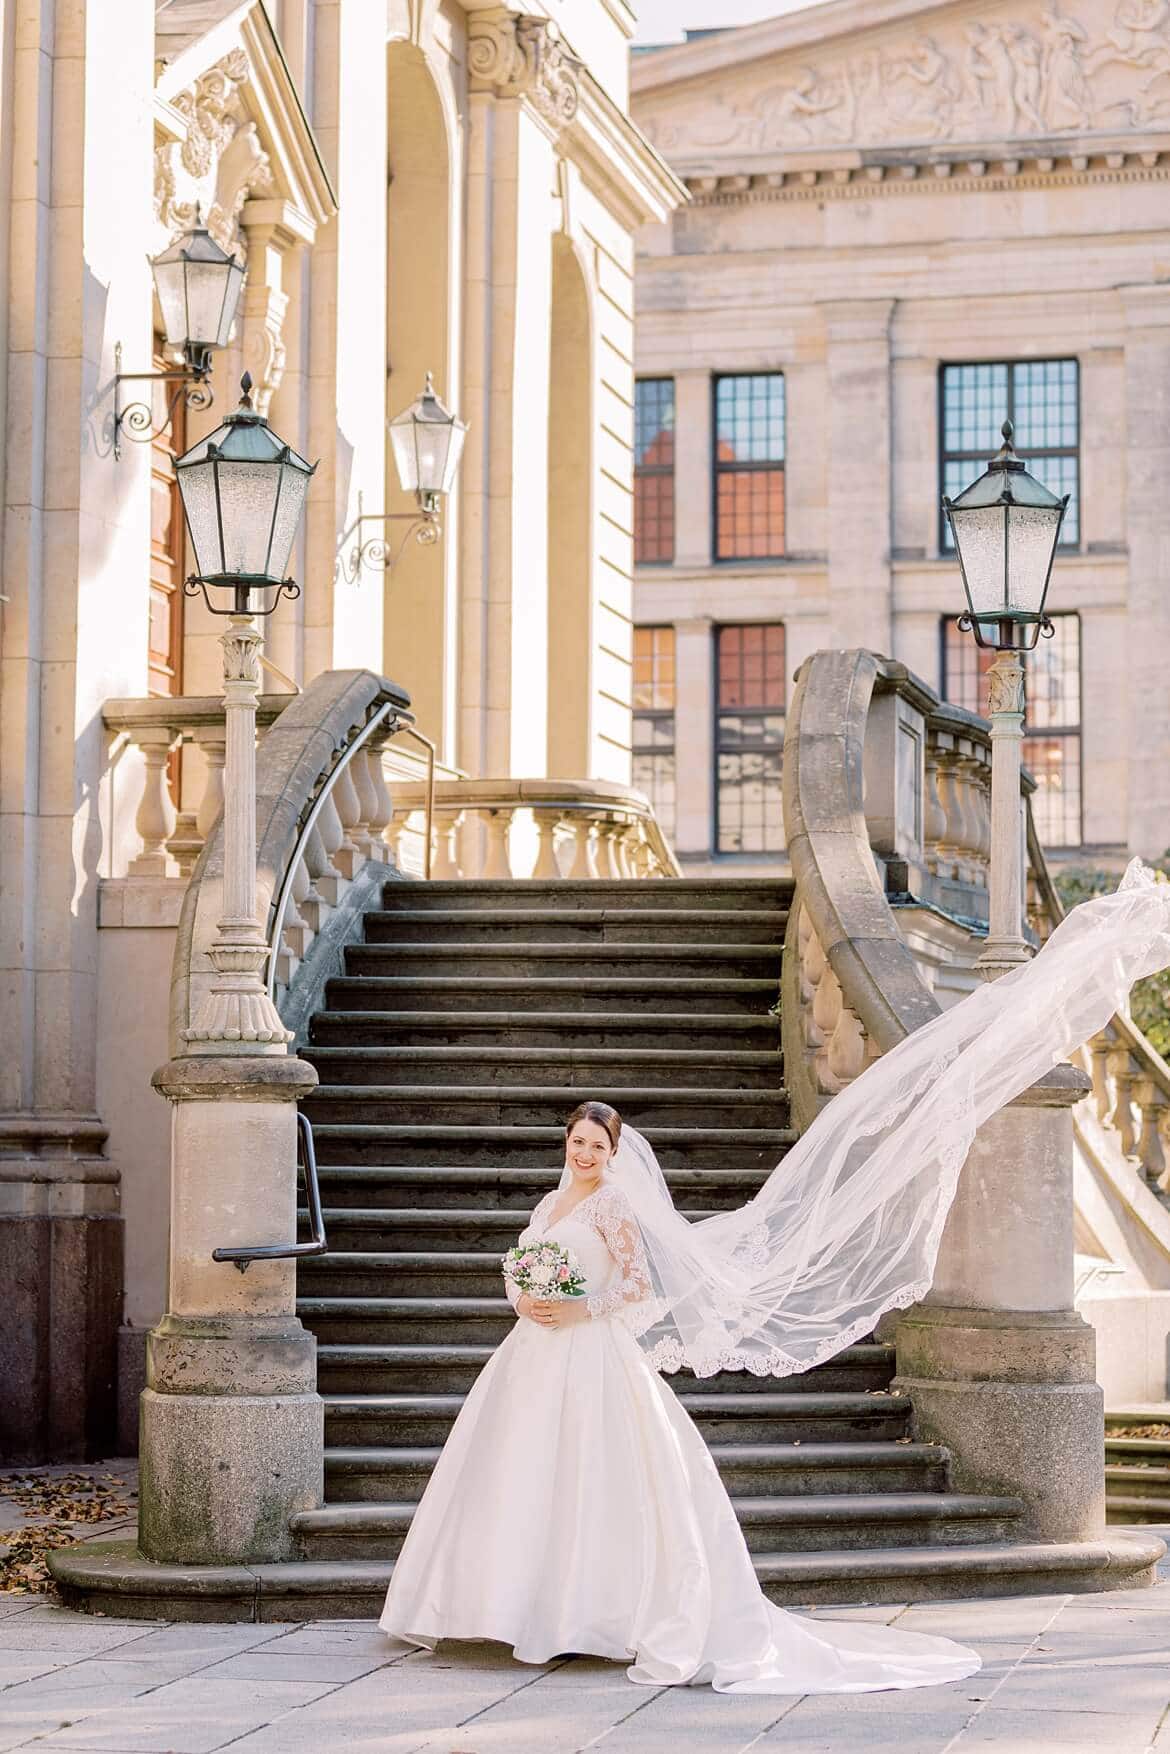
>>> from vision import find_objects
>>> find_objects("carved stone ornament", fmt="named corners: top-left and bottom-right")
top-left (986, 656), bottom-right (1027, 716)
top-left (468, 12), bottom-right (583, 127)
top-left (155, 49), bottom-right (275, 253)
top-left (641, 0), bottom-right (1170, 158)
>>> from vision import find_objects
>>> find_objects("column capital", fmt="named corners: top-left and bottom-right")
top-left (468, 10), bottom-right (582, 132)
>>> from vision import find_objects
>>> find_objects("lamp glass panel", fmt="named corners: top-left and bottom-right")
top-left (185, 256), bottom-right (243, 348)
top-left (438, 420), bottom-right (467, 493)
top-left (267, 464), bottom-right (311, 580)
top-left (410, 421), bottom-right (451, 495)
top-left (1004, 503), bottom-right (1062, 616)
top-left (952, 503), bottom-right (1007, 617)
top-left (388, 418), bottom-right (417, 493)
top-left (177, 461), bottom-right (224, 577)
top-left (215, 462), bottom-right (282, 576)
top-left (152, 258), bottom-right (191, 351)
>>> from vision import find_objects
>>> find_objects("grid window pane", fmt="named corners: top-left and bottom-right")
top-left (941, 612), bottom-right (1082, 847)
top-left (635, 380), bottom-right (675, 565)
top-left (714, 374), bottom-right (785, 561)
top-left (633, 626), bottom-right (676, 842)
top-left (940, 359), bottom-right (1079, 550)
top-left (715, 624), bottom-right (786, 853)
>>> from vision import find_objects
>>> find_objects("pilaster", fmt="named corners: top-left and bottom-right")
top-left (672, 615), bottom-right (714, 857)
top-left (1120, 284), bottom-right (1170, 859)
top-left (823, 300), bottom-right (895, 655)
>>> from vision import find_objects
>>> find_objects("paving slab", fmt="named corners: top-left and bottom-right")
top-left (4, 1533), bottom-right (1170, 1754)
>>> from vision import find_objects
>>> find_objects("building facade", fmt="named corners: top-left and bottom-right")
top-left (0, 0), bottom-right (680, 1459)
top-left (629, 0), bottom-right (1170, 875)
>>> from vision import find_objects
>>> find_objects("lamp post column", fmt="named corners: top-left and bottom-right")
top-left (978, 649), bottom-right (1030, 979)
top-left (140, 598), bottom-right (321, 1566)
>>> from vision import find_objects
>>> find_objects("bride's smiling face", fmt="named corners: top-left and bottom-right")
top-left (565, 1119), bottom-right (615, 1184)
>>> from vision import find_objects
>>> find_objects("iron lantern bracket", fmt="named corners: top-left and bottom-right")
top-left (182, 576), bottom-right (301, 618)
top-left (113, 340), bottom-right (214, 460)
top-left (340, 490), bottom-right (441, 584)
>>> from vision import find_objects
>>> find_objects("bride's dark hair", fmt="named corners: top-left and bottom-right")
top-left (565, 1100), bottom-right (622, 1152)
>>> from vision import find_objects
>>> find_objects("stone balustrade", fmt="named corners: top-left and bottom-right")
top-left (103, 695), bottom-right (295, 879)
top-left (387, 777), bottom-right (681, 883)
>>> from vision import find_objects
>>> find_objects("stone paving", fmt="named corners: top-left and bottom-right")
top-left (0, 1532), bottom-right (1168, 1754)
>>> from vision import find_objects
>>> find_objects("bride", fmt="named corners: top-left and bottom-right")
top-left (380, 863), bottom-right (1170, 1694)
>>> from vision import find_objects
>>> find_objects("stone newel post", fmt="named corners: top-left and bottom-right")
top-left (895, 1061), bottom-right (1101, 1542)
top-left (139, 606), bottom-right (321, 1565)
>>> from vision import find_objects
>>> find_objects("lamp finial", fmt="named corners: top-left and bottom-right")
top-left (239, 372), bottom-right (254, 408)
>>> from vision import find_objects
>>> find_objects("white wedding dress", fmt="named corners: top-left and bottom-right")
top-left (379, 1183), bottom-right (979, 1692)
top-left (382, 869), bottom-right (1170, 1691)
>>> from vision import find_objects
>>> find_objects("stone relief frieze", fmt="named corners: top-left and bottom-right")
top-left (642, 0), bottom-right (1170, 156)
top-left (154, 50), bottom-right (275, 252)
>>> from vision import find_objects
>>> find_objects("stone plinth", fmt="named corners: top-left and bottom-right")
top-left (896, 1066), bottom-right (1103, 1545)
top-left (138, 1054), bottom-right (321, 1566)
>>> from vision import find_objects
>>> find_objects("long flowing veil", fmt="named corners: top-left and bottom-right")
top-left (568, 860), bottom-right (1170, 1379)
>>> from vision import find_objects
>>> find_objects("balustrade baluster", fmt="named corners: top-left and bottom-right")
top-left (128, 726), bottom-right (179, 877)
top-left (476, 808), bottom-right (513, 879)
top-left (530, 810), bottom-right (563, 880)
top-left (331, 760), bottom-right (364, 878)
top-left (432, 808), bottom-right (465, 880)
top-left (1088, 1031), bottom-right (1113, 1123)
top-left (1135, 1076), bottom-right (1168, 1187)
top-left (1106, 1046), bottom-right (1139, 1157)
top-left (367, 741), bottom-right (395, 862)
top-left (566, 817), bottom-right (599, 880)
top-left (351, 745), bottom-right (380, 861)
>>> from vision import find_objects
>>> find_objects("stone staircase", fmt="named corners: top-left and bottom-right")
top-left (279, 874), bottom-right (1143, 1616)
top-left (1105, 1410), bottom-right (1170, 1523)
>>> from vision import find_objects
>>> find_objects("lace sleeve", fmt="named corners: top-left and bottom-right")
top-left (585, 1185), bottom-right (653, 1321)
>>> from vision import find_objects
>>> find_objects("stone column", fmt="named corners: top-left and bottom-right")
top-left (461, 13), bottom-right (572, 781)
top-left (672, 615), bottom-right (714, 858)
top-left (0, 0), bottom-right (155, 1460)
top-left (823, 301), bottom-right (894, 654)
top-left (302, 0), bottom-right (387, 681)
top-left (896, 1066), bottom-right (1103, 1542)
top-left (1120, 286), bottom-right (1170, 859)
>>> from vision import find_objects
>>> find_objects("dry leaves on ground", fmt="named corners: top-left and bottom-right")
top-left (0, 1472), bottom-right (133, 1594)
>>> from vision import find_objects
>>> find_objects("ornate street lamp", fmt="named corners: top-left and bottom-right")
top-left (176, 372), bottom-right (315, 618)
top-left (944, 420), bottom-right (1068, 979)
top-left (113, 214), bottom-right (245, 459)
top-left (345, 374), bottom-right (469, 579)
top-left (943, 420), bottom-right (1068, 653)
top-left (175, 374), bottom-right (317, 1054)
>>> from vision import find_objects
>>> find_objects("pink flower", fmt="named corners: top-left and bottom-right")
top-left (558, 1265), bottom-right (571, 1282)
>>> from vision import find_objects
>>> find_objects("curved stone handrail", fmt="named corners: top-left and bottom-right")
top-left (780, 647), bottom-right (1078, 1132)
top-left (170, 669), bottom-right (410, 1056)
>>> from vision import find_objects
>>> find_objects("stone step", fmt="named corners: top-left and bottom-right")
top-left (305, 1165), bottom-right (765, 1213)
top-left (308, 1124), bottom-right (795, 1172)
top-left (380, 879), bottom-right (794, 915)
top-left (319, 1440), bottom-right (950, 1504)
top-left (302, 1044), bottom-right (784, 1092)
top-left (300, 1296), bottom-right (516, 1346)
top-left (48, 1531), bottom-right (1168, 1620)
top-left (317, 1366), bottom-right (909, 1421)
top-left (302, 1083), bottom-right (790, 1132)
top-left (305, 1203), bottom-right (732, 1251)
top-left (344, 943), bottom-right (782, 984)
top-left (363, 907), bottom-right (790, 946)
top-left (323, 975), bottom-right (781, 1017)
top-left (290, 1490), bottom-right (1022, 1559)
top-left (309, 1011), bottom-right (781, 1052)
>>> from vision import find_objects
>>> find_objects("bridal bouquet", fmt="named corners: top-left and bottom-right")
top-left (502, 1239), bottom-right (586, 1301)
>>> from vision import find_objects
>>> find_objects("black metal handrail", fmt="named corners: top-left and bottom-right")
top-left (212, 1111), bottom-right (328, 1274)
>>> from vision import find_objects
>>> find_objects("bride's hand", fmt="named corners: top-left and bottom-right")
top-left (529, 1298), bottom-right (589, 1329)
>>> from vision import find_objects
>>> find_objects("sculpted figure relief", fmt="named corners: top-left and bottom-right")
top-left (642, 0), bottom-right (1170, 157)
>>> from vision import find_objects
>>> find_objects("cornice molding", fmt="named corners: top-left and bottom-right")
top-left (680, 143), bottom-right (1169, 205)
